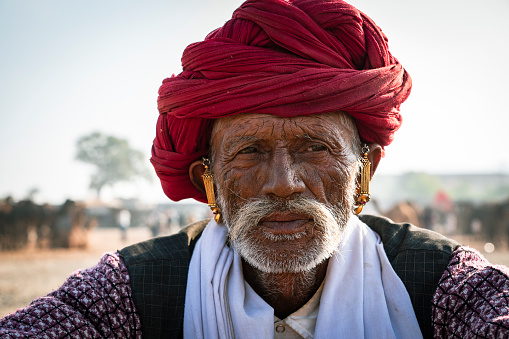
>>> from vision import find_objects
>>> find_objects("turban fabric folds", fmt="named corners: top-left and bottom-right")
top-left (152, 0), bottom-right (412, 203)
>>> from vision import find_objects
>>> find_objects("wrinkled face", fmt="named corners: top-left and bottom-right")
top-left (210, 113), bottom-right (360, 273)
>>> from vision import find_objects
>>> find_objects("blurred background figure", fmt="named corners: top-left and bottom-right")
top-left (117, 208), bottom-right (131, 242)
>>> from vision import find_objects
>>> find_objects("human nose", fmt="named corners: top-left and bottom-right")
top-left (262, 150), bottom-right (306, 198)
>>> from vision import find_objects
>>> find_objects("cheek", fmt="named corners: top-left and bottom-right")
top-left (216, 164), bottom-right (265, 202)
top-left (301, 159), bottom-right (355, 204)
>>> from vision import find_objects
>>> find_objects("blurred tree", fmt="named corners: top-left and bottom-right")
top-left (76, 132), bottom-right (151, 199)
top-left (26, 187), bottom-right (39, 200)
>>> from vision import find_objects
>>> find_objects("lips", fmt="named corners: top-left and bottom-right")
top-left (259, 211), bottom-right (312, 234)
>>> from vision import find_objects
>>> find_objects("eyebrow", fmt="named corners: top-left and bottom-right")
top-left (298, 132), bottom-right (343, 149)
top-left (222, 135), bottom-right (258, 151)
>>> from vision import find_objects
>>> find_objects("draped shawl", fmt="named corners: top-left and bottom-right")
top-left (152, 0), bottom-right (412, 202)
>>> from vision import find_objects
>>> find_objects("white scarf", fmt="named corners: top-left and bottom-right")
top-left (184, 216), bottom-right (422, 339)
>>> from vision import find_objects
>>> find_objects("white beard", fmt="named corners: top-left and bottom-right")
top-left (221, 197), bottom-right (351, 274)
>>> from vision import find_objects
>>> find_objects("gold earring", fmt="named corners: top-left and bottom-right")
top-left (353, 145), bottom-right (371, 215)
top-left (202, 158), bottom-right (223, 223)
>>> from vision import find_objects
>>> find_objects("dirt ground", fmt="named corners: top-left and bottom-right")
top-left (0, 227), bottom-right (153, 317)
top-left (1, 227), bottom-right (508, 317)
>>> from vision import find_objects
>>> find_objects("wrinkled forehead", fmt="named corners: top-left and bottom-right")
top-left (210, 112), bottom-right (360, 151)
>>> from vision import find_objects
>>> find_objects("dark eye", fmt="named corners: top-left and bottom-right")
top-left (306, 144), bottom-right (327, 152)
top-left (239, 146), bottom-right (258, 154)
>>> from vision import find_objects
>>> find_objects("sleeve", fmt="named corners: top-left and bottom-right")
top-left (432, 247), bottom-right (509, 338)
top-left (0, 252), bottom-right (142, 338)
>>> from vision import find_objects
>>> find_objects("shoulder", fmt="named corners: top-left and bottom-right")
top-left (432, 247), bottom-right (509, 337)
top-left (0, 252), bottom-right (141, 337)
top-left (119, 219), bottom-right (209, 265)
top-left (359, 214), bottom-right (460, 261)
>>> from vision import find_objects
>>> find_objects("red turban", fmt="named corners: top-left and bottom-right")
top-left (152, 0), bottom-right (412, 203)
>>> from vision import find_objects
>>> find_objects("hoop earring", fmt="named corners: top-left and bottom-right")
top-left (353, 145), bottom-right (371, 215)
top-left (202, 158), bottom-right (223, 223)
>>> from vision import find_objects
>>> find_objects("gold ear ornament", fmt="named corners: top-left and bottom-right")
top-left (202, 158), bottom-right (223, 223)
top-left (353, 145), bottom-right (371, 215)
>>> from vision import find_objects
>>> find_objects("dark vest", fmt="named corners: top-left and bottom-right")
top-left (119, 215), bottom-right (460, 339)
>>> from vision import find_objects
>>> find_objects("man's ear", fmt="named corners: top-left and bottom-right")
top-left (189, 159), bottom-right (206, 193)
top-left (366, 143), bottom-right (382, 180)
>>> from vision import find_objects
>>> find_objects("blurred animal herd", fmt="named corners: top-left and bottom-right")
top-left (1, 196), bottom-right (508, 251)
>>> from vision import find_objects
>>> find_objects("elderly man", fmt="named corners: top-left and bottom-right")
top-left (1, 0), bottom-right (508, 338)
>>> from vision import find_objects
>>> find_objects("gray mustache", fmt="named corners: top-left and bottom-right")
top-left (228, 198), bottom-right (344, 239)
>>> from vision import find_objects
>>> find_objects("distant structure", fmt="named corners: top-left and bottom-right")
top-left (371, 173), bottom-right (509, 211)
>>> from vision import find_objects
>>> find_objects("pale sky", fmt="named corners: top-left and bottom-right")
top-left (1, 0), bottom-right (508, 204)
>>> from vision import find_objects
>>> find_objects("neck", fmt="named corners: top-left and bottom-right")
top-left (242, 259), bottom-right (328, 319)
